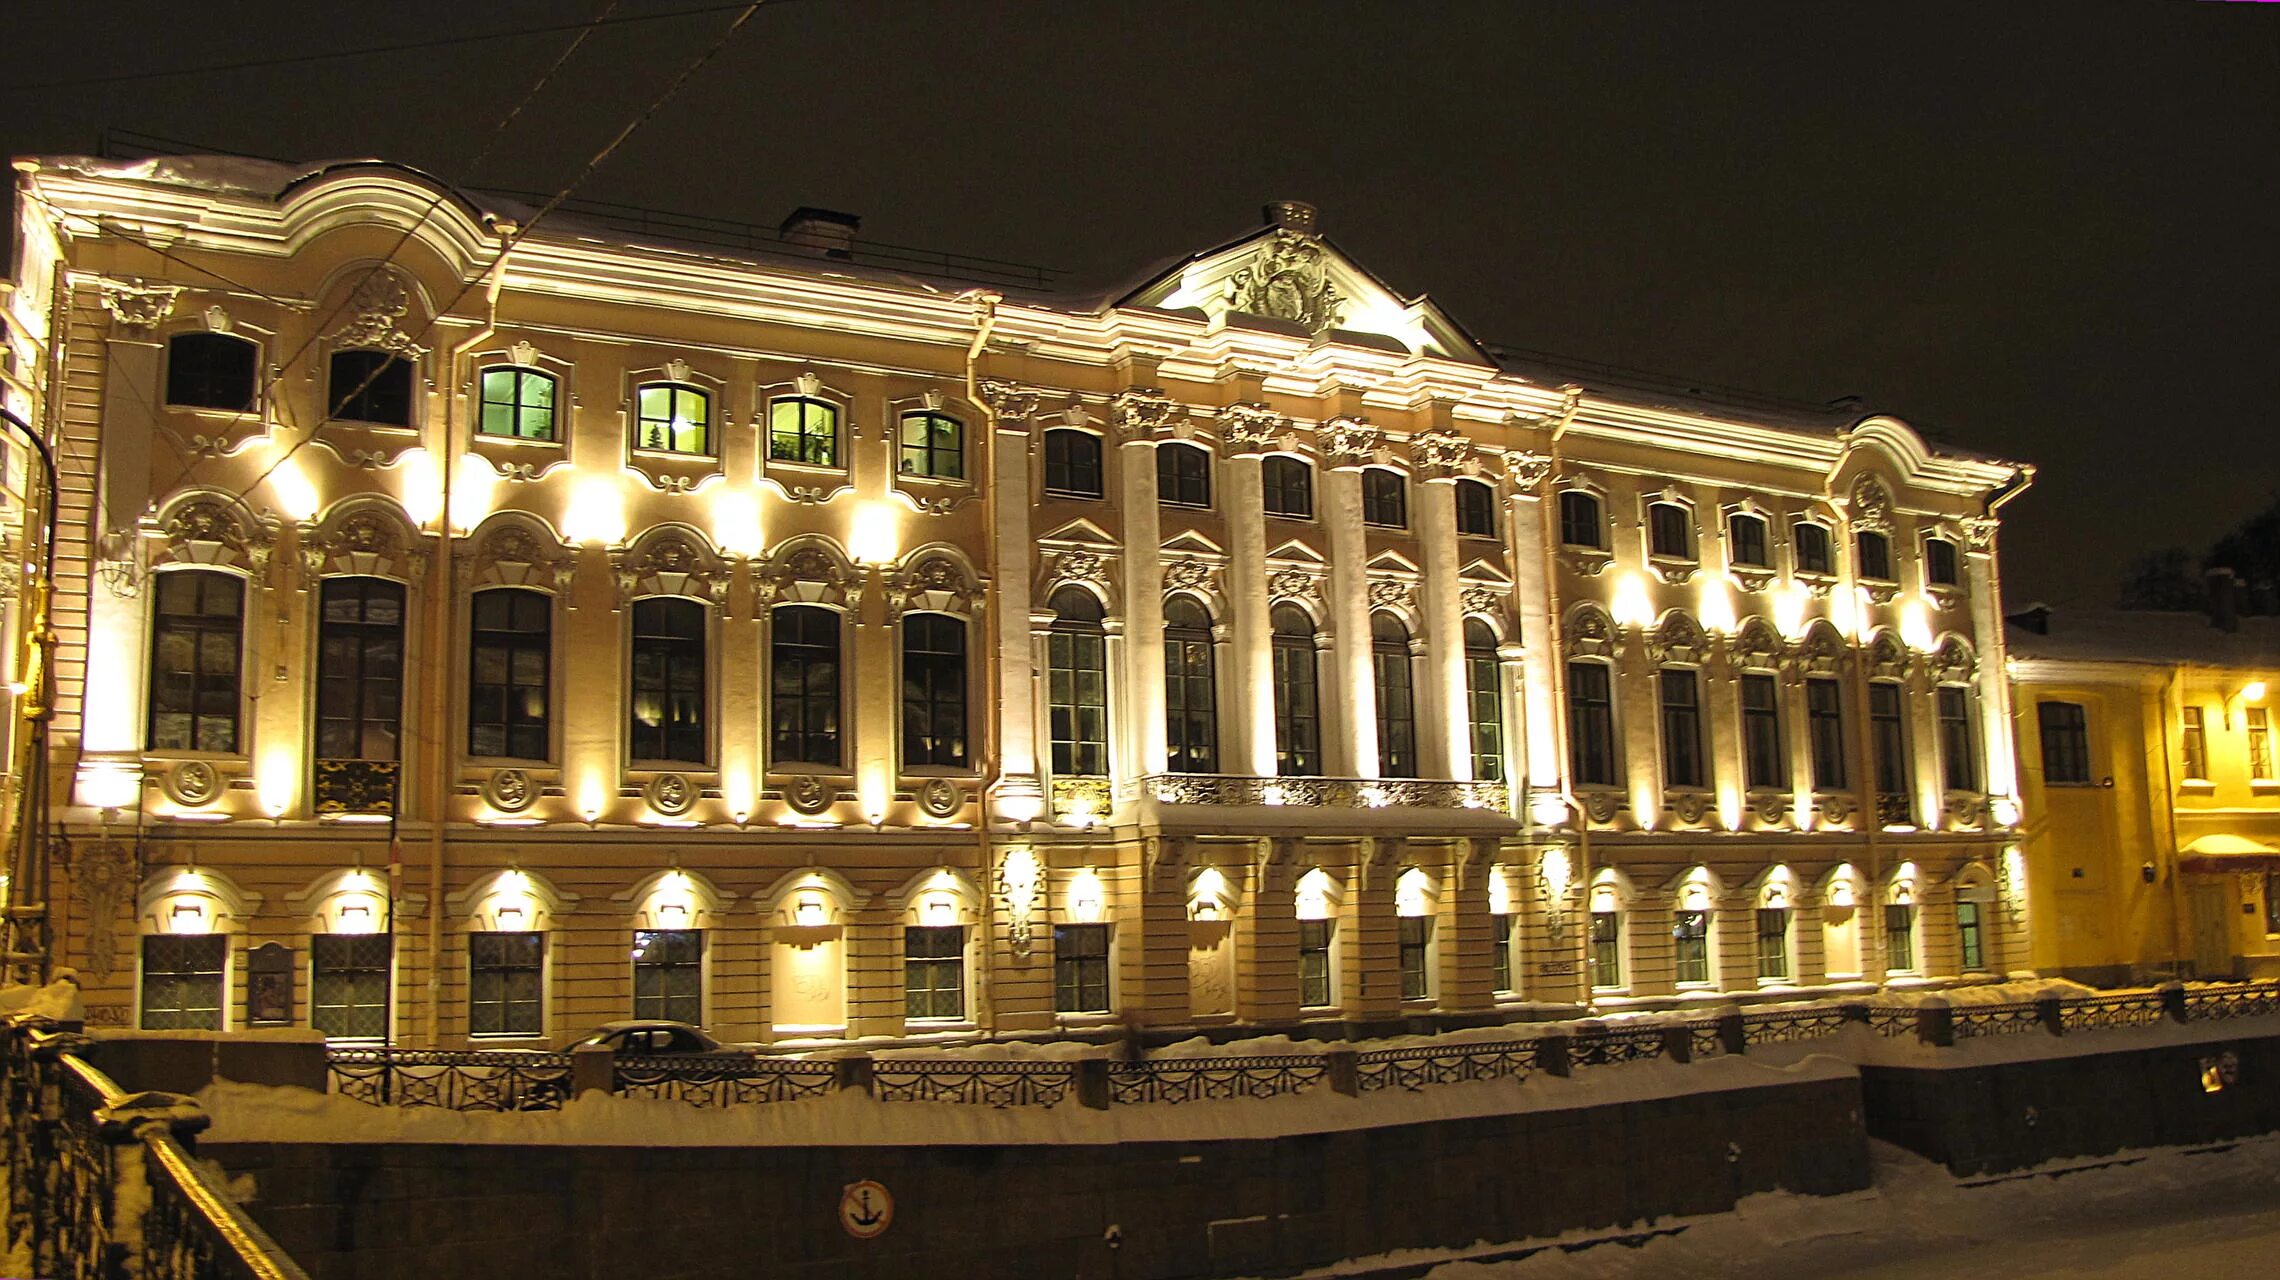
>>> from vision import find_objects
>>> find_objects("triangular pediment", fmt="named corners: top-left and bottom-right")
top-left (1037, 517), bottom-right (1120, 549)
top-left (1160, 530), bottom-right (1227, 557)
top-left (1266, 538), bottom-right (1328, 565)
top-left (1366, 549), bottom-right (1422, 575)
top-left (1115, 216), bottom-right (1490, 365)
top-left (1459, 557), bottom-right (1513, 585)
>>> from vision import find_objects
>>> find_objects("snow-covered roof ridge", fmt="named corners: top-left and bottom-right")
top-left (2006, 607), bottom-right (2280, 669)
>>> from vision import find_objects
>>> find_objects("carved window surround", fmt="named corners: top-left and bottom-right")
top-left (467, 342), bottom-right (575, 484)
top-left (1647, 554), bottom-right (1699, 587)
top-left (624, 360), bottom-right (727, 494)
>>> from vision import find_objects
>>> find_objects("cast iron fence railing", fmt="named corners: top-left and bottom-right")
top-left (1948, 1001), bottom-right (2047, 1039)
top-left (2064, 991), bottom-right (2171, 1032)
top-left (2, 1017), bottom-right (313, 1280)
top-left (871, 1058), bottom-right (1073, 1107)
top-left (1353, 1040), bottom-right (1534, 1093)
top-left (1107, 1054), bottom-right (1332, 1104)
top-left (612, 1053), bottom-right (839, 1107)
top-left (326, 1046), bottom-right (575, 1110)
top-left (2184, 984), bottom-right (2280, 1021)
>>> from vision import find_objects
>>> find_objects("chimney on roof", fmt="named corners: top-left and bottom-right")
top-left (2206, 566), bottom-right (2239, 633)
top-left (779, 207), bottom-right (860, 260)
top-left (1264, 200), bottom-right (1318, 234)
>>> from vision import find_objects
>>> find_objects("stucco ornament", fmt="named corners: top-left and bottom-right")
top-left (330, 270), bottom-right (428, 359)
top-left (1409, 430), bottom-right (1472, 482)
top-left (1109, 388), bottom-right (1179, 443)
top-left (1227, 230), bottom-right (1343, 335)
top-left (70, 839), bottom-right (138, 979)
top-left (1220, 402), bottom-right (1293, 454)
top-left (100, 283), bottom-right (179, 330)
top-left (1319, 416), bottom-right (1381, 469)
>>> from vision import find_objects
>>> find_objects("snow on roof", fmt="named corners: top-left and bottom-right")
top-left (2006, 607), bottom-right (2280, 670)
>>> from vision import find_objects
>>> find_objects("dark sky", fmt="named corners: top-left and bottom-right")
top-left (6, 2), bottom-right (2275, 609)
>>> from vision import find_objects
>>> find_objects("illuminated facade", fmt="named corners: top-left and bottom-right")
top-left (6, 157), bottom-right (2034, 1043)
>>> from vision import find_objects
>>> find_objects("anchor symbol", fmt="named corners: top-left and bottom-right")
top-left (850, 1189), bottom-right (884, 1229)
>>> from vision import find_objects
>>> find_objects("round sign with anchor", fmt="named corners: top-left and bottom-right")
top-left (839, 1179), bottom-right (894, 1239)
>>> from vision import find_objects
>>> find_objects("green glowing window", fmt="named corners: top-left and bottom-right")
top-left (635, 383), bottom-right (711, 456)
top-left (899, 411), bottom-right (964, 479)
top-left (769, 397), bottom-right (839, 467)
top-left (477, 368), bottom-right (557, 441)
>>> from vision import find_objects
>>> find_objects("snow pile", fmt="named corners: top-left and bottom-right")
top-left (0, 971), bottom-right (85, 1024)
top-left (871, 1038), bottom-right (1106, 1062)
top-left (1875, 978), bottom-right (2096, 1008)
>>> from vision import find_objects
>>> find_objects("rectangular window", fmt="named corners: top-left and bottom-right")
top-left (1372, 623), bottom-right (1418, 778)
top-left (1054, 923), bottom-right (1111, 1014)
top-left (1042, 429), bottom-right (1102, 498)
top-left (1589, 911), bottom-right (1622, 988)
top-left (1885, 904), bottom-right (1917, 972)
top-left (140, 935), bottom-right (225, 1031)
top-left (1559, 491), bottom-right (1603, 549)
top-left (1659, 667), bottom-right (1705, 789)
top-left (1156, 443), bottom-right (1213, 508)
top-left (2251, 708), bottom-right (2275, 782)
top-left (1807, 677), bottom-right (1847, 790)
top-left (905, 925), bottom-right (966, 1020)
top-left (1728, 514), bottom-right (1769, 567)
top-left (770, 606), bottom-right (842, 767)
top-left (1793, 523), bottom-right (1834, 575)
top-left (1924, 537), bottom-right (1960, 587)
top-left (901, 613), bottom-right (970, 768)
top-left (1491, 913), bottom-right (1514, 994)
top-left (467, 931), bottom-right (543, 1037)
top-left (1163, 607), bottom-right (1219, 774)
top-left (311, 935), bottom-right (391, 1040)
top-left (1298, 919), bottom-right (1334, 1008)
top-left (1937, 686), bottom-right (1977, 792)
top-left (2266, 871), bottom-right (2280, 937)
top-left (1648, 503), bottom-right (1693, 559)
top-left (1048, 620), bottom-right (1111, 777)
top-left (632, 929), bottom-right (703, 1024)
top-left (1398, 917), bottom-right (1430, 1001)
top-left (1361, 469), bottom-right (1407, 528)
top-left (1871, 681), bottom-right (1911, 802)
top-left (1740, 672), bottom-right (1785, 790)
top-left (329, 349), bottom-right (414, 426)
top-left (898, 412), bottom-right (964, 479)
top-left (1466, 641), bottom-right (1506, 782)
top-left (634, 382), bottom-right (710, 455)
top-left (468, 588), bottom-right (550, 760)
top-left (1263, 457), bottom-right (1314, 518)
top-left (2182, 706), bottom-right (2210, 781)
top-left (769, 397), bottom-right (840, 468)
top-left (148, 570), bottom-right (245, 753)
top-left (1567, 661), bottom-right (1619, 788)
top-left (1456, 480), bottom-right (1496, 537)
top-left (317, 577), bottom-right (406, 770)
top-left (1756, 908), bottom-right (1791, 981)
top-left (1957, 902), bottom-right (1985, 972)
top-left (2037, 700), bottom-right (2092, 785)
top-left (477, 367), bottom-right (556, 441)
top-left (1673, 910), bottom-right (1711, 985)
top-left (630, 597), bottom-right (707, 764)
top-left (1856, 530), bottom-right (1894, 581)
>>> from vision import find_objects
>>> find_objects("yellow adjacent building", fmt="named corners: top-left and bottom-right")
top-left (2008, 593), bottom-right (2280, 983)
top-left (3, 155), bottom-right (2037, 1045)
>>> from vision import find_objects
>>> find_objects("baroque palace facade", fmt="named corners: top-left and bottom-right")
top-left (1, 155), bottom-right (2034, 1045)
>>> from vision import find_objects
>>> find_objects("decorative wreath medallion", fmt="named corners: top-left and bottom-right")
top-left (785, 775), bottom-right (834, 815)
top-left (164, 760), bottom-right (219, 807)
top-left (645, 772), bottom-right (697, 817)
top-left (918, 778), bottom-right (964, 819)
top-left (483, 768), bottom-right (535, 813)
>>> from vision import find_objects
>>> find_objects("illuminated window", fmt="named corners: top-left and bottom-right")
top-left (2182, 706), bottom-right (2209, 781)
top-left (2037, 700), bottom-right (2091, 786)
top-left (1164, 597), bottom-right (1219, 774)
top-left (1727, 513), bottom-right (1770, 568)
top-left (1567, 660), bottom-right (1618, 788)
top-left (1053, 923), bottom-right (1110, 1014)
top-left (1856, 530), bottom-right (1894, 582)
top-left (1271, 604), bottom-right (1322, 777)
top-left (1648, 502), bottom-right (1694, 559)
top-left (1465, 619), bottom-right (1504, 782)
top-left (317, 578), bottom-right (405, 763)
top-left (1398, 916), bottom-right (1431, 1001)
top-left (1372, 612), bottom-right (1417, 777)
top-left (1589, 908), bottom-right (1622, 988)
top-left (632, 929), bottom-right (703, 1024)
top-left (1298, 918), bottom-right (1334, 1008)
top-left (1793, 522), bottom-right (1834, 575)
top-left (468, 931), bottom-right (543, 1036)
top-left (328, 348), bottom-right (414, 426)
top-left (1490, 913), bottom-right (1514, 993)
top-left (1263, 456), bottom-right (1314, 518)
top-left (2251, 708), bottom-right (2275, 782)
top-left (1807, 676), bottom-right (1848, 790)
top-left (1672, 909), bottom-right (1712, 984)
top-left (469, 587), bottom-right (550, 761)
top-left (1937, 686), bottom-right (1977, 791)
top-left (630, 598), bottom-right (707, 764)
top-left (2264, 871), bottom-right (2279, 936)
top-left (770, 605), bottom-right (842, 767)
top-left (148, 570), bottom-right (244, 753)
top-left (1884, 903), bottom-right (1918, 973)
top-left (1756, 907), bottom-right (1790, 980)
top-left (1361, 468), bottom-right (1407, 528)
top-left (140, 935), bottom-right (225, 1031)
top-left (904, 925), bottom-right (965, 1020)
top-left (1956, 902), bottom-right (1985, 972)
top-left (311, 935), bottom-right (391, 1040)
top-left (1558, 491), bottom-right (1603, 550)
top-left (1456, 478), bottom-right (1496, 537)
top-left (1660, 667), bottom-right (1706, 789)
top-left (1924, 537), bottom-right (1961, 587)
top-left (1042, 429), bottom-right (1102, 498)
top-left (899, 411), bottom-right (964, 479)
top-left (1741, 672), bottom-right (1785, 790)
top-left (1156, 442), bottom-right (1212, 508)
top-left (1047, 589), bottom-right (1109, 778)
top-left (477, 367), bottom-right (556, 441)
top-left (768, 396), bottom-right (839, 467)
top-left (165, 331), bottom-right (258, 412)
top-left (1871, 681), bottom-right (1912, 805)
top-left (901, 613), bottom-right (969, 768)
top-left (634, 382), bottom-right (711, 455)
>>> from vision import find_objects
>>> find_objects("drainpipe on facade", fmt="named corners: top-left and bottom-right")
top-left (961, 290), bottom-right (1002, 1037)
top-left (2154, 668), bottom-right (2189, 979)
top-left (1544, 401), bottom-right (1590, 1004)
top-left (1976, 466), bottom-right (2031, 970)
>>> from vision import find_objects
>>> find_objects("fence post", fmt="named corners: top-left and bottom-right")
top-left (2159, 981), bottom-right (2188, 1024)
top-left (1717, 1012), bottom-right (1748, 1057)
top-left (1073, 1058), bottom-right (1111, 1110)
top-left (1324, 1047), bottom-right (1359, 1096)
top-left (1659, 1026), bottom-right (1693, 1064)
top-left (1535, 1033), bottom-right (1573, 1078)
top-left (1915, 998), bottom-right (1954, 1047)
top-left (570, 1044), bottom-right (617, 1097)
top-left (836, 1053), bottom-right (875, 1098)
top-left (1840, 1003), bottom-right (1870, 1026)
top-left (2036, 996), bottom-right (2065, 1037)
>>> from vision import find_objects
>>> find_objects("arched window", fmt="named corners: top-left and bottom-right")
top-left (1262, 456), bottom-right (1313, 519)
top-left (1727, 512), bottom-right (1770, 567)
top-left (634, 382), bottom-right (711, 455)
top-left (1164, 596), bottom-right (1219, 774)
top-left (1658, 666), bottom-right (1706, 789)
top-left (902, 612), bottom-right (968, 766)
top-left (1455, 478), bottom-right (1496, 537)
top-left (1870, 680), bottom-right (1911, 814)
top-left (148, 569), bottom-right (244, 753)
top-left (1463, 618), bottom-right (1504, 782)
top-left (328, 349), bottom-right (414, 426)
top-left (1648, 502), bottom-right (1694, 560)
top-left (1042, 429), bottom-right (1103, 498)
top-left (770, 605), bottom-right (842, 766)
top-left (768, 396), bottom-right (839, 467)
top-left (1566, 659), bottom-right (1618, 787)
top-left (468, 587), bottom-right (551, 760)
top-left (1924, 536), bottom-right (1961, 587)
top-left (1673, 874), bottom-right (1716, 986)
top-left (1740, 671), bottom-right (1786, 789)
top-left (1046, 588), bottom-right (1109, 777)
top-left (1793, 521), bottom-right (1835, 575)
top-left (1937, 685), bottom-right (1977, 791)
top-left (630, 597), bottom-right (707, 763)
top-left (1558, 490), bottom-right (1603, 549)
top-left (1157, 441), bottom-right (1212, 508)
top-left (1756, 876), bottom-right (1794, 982)
top-left (1588, 876), bottom-right (1625, 990)
top-left (316, 577), bottom-right (405, 763)
top-left (1371, 612), bottom-right (1418, 777)
top-left (477, 367), bottom-right (557, 441)
top-left (1856, 529), bottom-right (1894, 581)
top-left (1361, 468), bottom-right (1407, 528)
top-left (1884, 875), bottom-right (1921, 974)
top-left (165, 332), bottom-right (258, 412)
top-left (900, 411), bottom-right (964, 479)
top-left (1271, 604), bottom-right (1322, 777)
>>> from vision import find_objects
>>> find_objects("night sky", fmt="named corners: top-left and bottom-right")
top-left (6, 2), bottom-right (2273, 610)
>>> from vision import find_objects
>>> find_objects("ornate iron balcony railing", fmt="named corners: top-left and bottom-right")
top-left (1128, 773), bottom-right (1511, 812)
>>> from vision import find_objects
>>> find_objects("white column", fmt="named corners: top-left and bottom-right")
top-left (1119, 436), bottom-right (1168, 778)
top-left (1226, 454), bottom-right (1275, 776)
top-left (1416, 479), bottom-right (1468, 780)
top-left (991, 417), bottom-right (1040, 792)
top-left (81, 325), bottom-right (164, 761)
top-left (1323, 466), bottom-right (1376, 778)
top-left (1509, 480), bottom-right (1562, 813)
top-left (1967, 524), bottom-right (2019, 818)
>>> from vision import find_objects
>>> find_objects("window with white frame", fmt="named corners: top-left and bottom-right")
top-left (2182, 705), bottom-right (2210, 781)
top-left (1054, 923), bottom-right (1111, 1014)
top-left (904, 925), bottom-right (966, 1020)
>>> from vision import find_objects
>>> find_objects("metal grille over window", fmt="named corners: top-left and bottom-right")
top-left (148, 570), bottom-right (245, 753)
top-left (140, 935), bottom-right (225, 1030)
top-left (905, 925), bottom-right (965, 1020)
top-left (312, 935), bottom-right (392, 1040)
top-left (468, 931), bottom-right (543, 1036)
top-left (632, 929), bottom-right (703, 1024)
top-left (1053, 923), bottom-right (1110, 1014)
